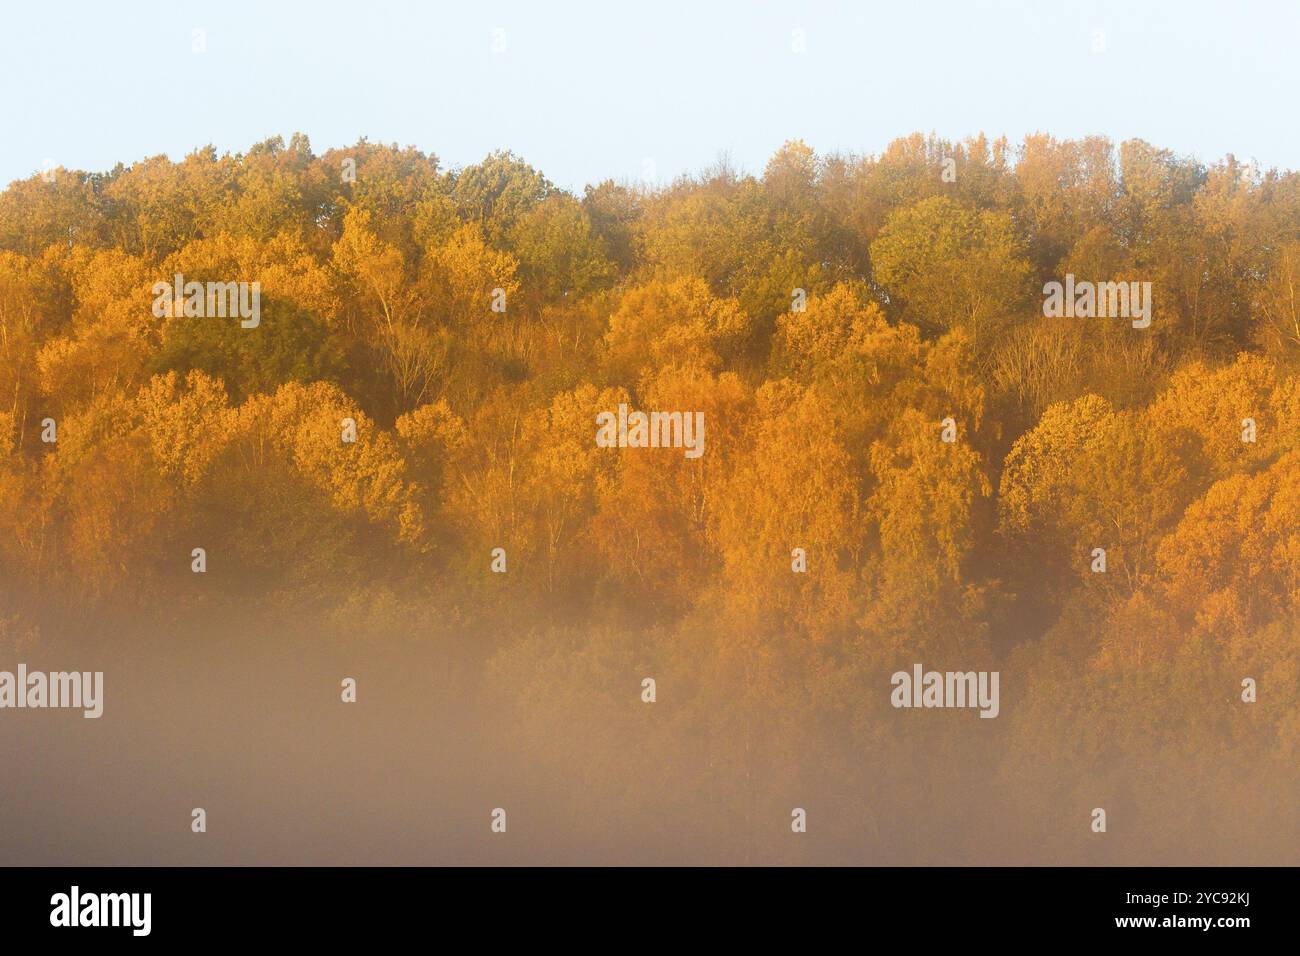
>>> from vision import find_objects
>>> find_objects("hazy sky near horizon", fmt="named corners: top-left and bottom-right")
top-left (3, 0), bottom-right (1295, 191)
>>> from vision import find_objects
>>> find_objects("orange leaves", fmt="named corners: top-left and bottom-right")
top-left (601, 277), bottom-right (749, 386)
top-left (713, 380), bottom-right (858, 639)
top-left (771, 282), bottom-right (886, 380)
top-left (862, 409), bottom-right (992, 653)
top-left (420, 222), bottom-right (520, 325)
top-left (332, 207), bottom-right (413, 328)
top-left (135, 370), bottom-right (230, 485)
top-left (233, 381), bottom-right (425, 546)
top-left (999, 394), bottom-right (1116, 537)
top-left (591, 370), bottom-right (747, 612)
top-left (1155, 451), bottom-right (1300, 632)
top-left (1147, 353), bottom-right (1280, 477)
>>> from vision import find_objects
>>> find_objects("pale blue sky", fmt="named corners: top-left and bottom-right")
top-left (2, 0), bottom-right (1295, 191)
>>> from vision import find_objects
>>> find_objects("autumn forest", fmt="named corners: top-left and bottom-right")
top-left (0, 132), bottom-right (1297, 864)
